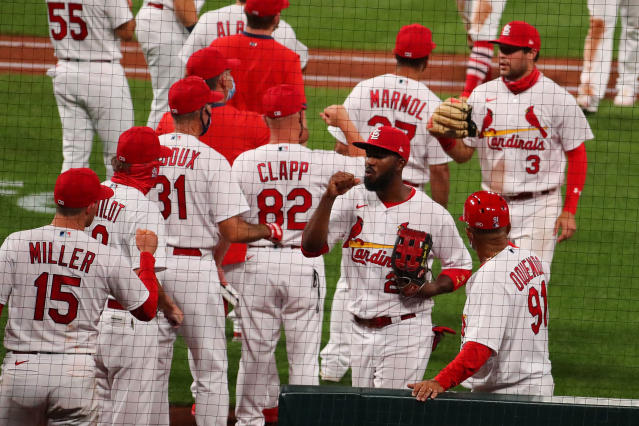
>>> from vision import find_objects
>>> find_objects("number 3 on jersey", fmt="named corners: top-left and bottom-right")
top-left (157, 175), bottom-right (187, 220)
top-left (257, 188), bottom-right (312, 229)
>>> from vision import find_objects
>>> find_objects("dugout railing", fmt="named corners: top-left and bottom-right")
top-left (279, 385), bottom-right (639, 426)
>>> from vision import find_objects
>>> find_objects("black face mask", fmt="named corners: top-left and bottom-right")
top-left (199, 107), bottom-right (211, 136)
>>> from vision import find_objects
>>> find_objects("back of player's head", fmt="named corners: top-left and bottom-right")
top-left (393, 24), bottom-right (436, 60)
top-left (169, 76), bottom-right (223, 116)
top-left (186, 47), bottom-right (239, 85)
top-left (353, 126), bottom-right (410, 161)
top-left (116, 126), bottom-right (172, 165)
top-left (54, 168), bottom-right (114, 210)
top-left (244, 0), bottom-right (288, 28)
top-left (263, 84), bottom-right (307, 119)
top-left (460, 191), bottom-right (510, 231)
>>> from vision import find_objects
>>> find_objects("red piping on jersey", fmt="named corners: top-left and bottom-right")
top-left (130, 252), bottom-right (158, 322)
top-left (382, 186), bottom-right (416, 208)
top-left (439, 268), bottom-right (472, 291)
top-left (434, 341), bottom-right (492, 390)
top-left (563, 143), bottom-right (587, 215)
top-left (502, 67), bottom-right (540, 95)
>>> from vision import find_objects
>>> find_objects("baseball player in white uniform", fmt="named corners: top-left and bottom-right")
top-left (320, 23), bottom-right (451, 383)
top-left (577, 0), bottom-right (639, 112)
top-left (302, 126), bottom-right (472, 390)
top-left (457, 0), bottom-right (507, 98)
top-left (0, 168), bottom-right (159, 425)
top-left (409, 191), bottom-right (554, 400)
top-left (431, 21), bottom-right (593, 272)
top-left (87, 127), bottom-right (183, 426)
top-left (156, 76), bottom-right (281, 426)
top-left (136, 0), bottom-right (205, 129)
top-left (46, 0), bottom-right (135, 179)
top-left (230, 85), bottom-right (364, 426)
top-left (180, 0), bottom-right (309, 69)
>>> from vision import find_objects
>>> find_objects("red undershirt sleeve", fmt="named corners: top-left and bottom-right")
top-left (434, 341), bottom-right (492, 390)
top-left (130, 252), bottom-right (159, 322)
top-left (439, 268), bottom-right (473, 291)
top-left (563, 143), bottom-right (587, 215)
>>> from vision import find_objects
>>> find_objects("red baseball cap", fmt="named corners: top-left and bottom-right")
top-left (491, 21), bottom-right (541, 51)
top-left (353, 126), bottom-right (410, 161)
top-left (393, 24), bottom-right (436, 59)
top-left (244, 0), bottom-right (289, 17)
top-left (460, 191), bottom-right (510, 229)
top-left (263, 84), bottom-right (306, 118)
top-left (54, 168), bottom-right (114, 208)
top-left (186, 47), bottom-right (240, 80)
top-left (117, 126), bottom-right (172, 164)
top-left (169, 76), bottom-right (224, 115)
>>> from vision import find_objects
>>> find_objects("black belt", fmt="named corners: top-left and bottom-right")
top-left (503, 188), bottom-right (555, 202)
top-left (10, 351), bottom-right (90, 355)
top-left (354, 313), bottom-right (416, 329)
top-left (61, 58), bottom-right (113, 63)
top-left (172, 247), bottom-right (203, 256)
top-left (248, 245), bottom-right (301, 249)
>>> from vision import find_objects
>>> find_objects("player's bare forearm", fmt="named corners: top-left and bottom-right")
top-left (445, 139), bottom-right (475, 163)
top-left (214, 237), bottom-right (231, 266)
top-left (174, 0), bottom-right (198, 28)
top-left (158, 284), bottom-right (184, 327)
top-left (218, 216), bottom-right (270, 244)
top-left (418, 274), bottom-right (454, 298)
top-left (114, 20), bottom-right (135, 41)
top-left (322, 105), bottom-right (365, 156)
top-left (429, 164), bottom-right (450, 208)
top-left (302, 193), bottom-right (336, 253)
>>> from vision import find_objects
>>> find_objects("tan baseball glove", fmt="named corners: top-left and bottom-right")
top-left (427, 98), bottom-right (477, 139)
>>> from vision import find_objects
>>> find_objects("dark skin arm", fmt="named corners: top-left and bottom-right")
top-left (218, 215), bottom-right (271, 244)
top-left (428, 163), bottom-right (450, 208)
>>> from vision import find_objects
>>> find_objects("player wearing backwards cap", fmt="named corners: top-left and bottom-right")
top-left (0, 168), bottom-right (159, 425)
top-left (45, 0), bottom-right (135, 178)
top-left (456, 0), bottom-right (507, 99)
top-left (230, 85), bottom-right (364, 425)
top-left (180, 0), bottom-right (309, 69)
top-left (209, 0), bottom-right (306, 115)
top-left (319, 23), bottom-right (451, 383)
top-left (429, 21), bottom-right (593, 273)
top-left (87, 127), bottom-right (183, 426)
top-left (302, 126), bottom-right (472, 390)
top-left (136, 0), bottom-right (205, 129)
top-left (409, 191), bottom-right (554, 399)
top-left (157, 76), bottom-right (281, 426)
top-left (576, 0), bottom-right (639, 113)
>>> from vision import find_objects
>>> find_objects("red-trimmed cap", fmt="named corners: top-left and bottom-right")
top-left (244, 0), bottom-right (289, 17)
top-left (491, 21), bottom-right (541, 51)
top-left (54, 168), bottom-right (114, 208)
top-left (393, 24), bottom-right (436, 59)
top-left (353, 126), bottom-right (410, 161)
top-left (460, 191), bottom-right (510, 229)
top-left (186, 47), bottom-right (240, 80)
top-left (117, 126), bottom-right (172, 164)
top-left (263, 84), bottom-right (306, 118)
top-left (169, 76), bottom-right (224, 115)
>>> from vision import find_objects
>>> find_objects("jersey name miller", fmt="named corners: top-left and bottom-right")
top-left (28, 242), bottom-right (96, 273)
top-left (257, 161), bottom-right (309, 182)
top-left (510, 255), bottom-right (545, 290)
top-left (159, 147), bottom-right (201, 170)
top-left (369, 89), bottom-right (427, 120)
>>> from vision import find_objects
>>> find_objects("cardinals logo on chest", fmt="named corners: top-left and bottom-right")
top-left (483, 105), bottom-right (548, 152)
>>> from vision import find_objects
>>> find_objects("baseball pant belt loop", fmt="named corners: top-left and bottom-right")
top-left (503, 188), bottom-right (557, 202)
top-left (147, 2), bottom-right (164, 9)
top-left (60, 58), bottom-right (113, 64)
top-left (172, 247), bottom-right (203, 256)
top-left (353, 313), bottom-right (416, 329)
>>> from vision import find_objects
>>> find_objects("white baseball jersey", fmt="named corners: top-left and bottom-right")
top-left (231, 144), bottom-right (364, 246)
top-left (156, 132), bottom-right (249, 248)
top-left (327, 186), bottom-right (472, 318)
top-left (88, 181), bottom-right (167, 268)
top-left (46, 0), bottom-right (133, 61)
top-left (142, 0), bottom-right (205, 12)
top-left (461, 245), bottom-right (554, 395)
top-left (328, 74), bottom-right (451, 185)
top-left (466, 74), bottom-right (594, 195)
top-left (180, 3), bottom-right (309, 68)
top-left (0, 225), bottom-right (148, 353)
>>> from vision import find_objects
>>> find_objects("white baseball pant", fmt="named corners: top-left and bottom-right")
top-left (235, 247), bottom-right (325, 426)
top-left (49, 61), bottom-right (133, 179)
top-left (136, 5), bottom-right (188, 129)
top-left (0, 352), bottom-right (98, 426)
top-left (319, 277), bottom-right (352, 381)
top-left (467, 0), bottom-right (508, 42)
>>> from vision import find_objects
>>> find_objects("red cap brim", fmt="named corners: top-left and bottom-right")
top-left (158, 145), bottom-right (173, 158)
top-left (98, 185), bottom-right (115, 201)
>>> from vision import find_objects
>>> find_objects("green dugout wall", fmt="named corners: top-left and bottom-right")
top-left (279, 385), bottom-right (639, 426)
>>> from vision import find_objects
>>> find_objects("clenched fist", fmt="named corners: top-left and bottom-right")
top-left (135, 229), bottom-right (158, 255)
top-left (326, 171), bottom-right (360, 198)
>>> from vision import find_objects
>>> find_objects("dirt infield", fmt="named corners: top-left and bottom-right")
top-left (0, 34), bottom-right (623, 96)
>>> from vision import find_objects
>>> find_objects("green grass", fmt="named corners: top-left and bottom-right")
top-left (2, 71), bottom-right (639, 406)
top-left (1, 0), bottom-right (593, 57)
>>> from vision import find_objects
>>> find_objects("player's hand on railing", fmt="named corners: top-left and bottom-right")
top-left (408, 379), bottom-right (445, 401)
